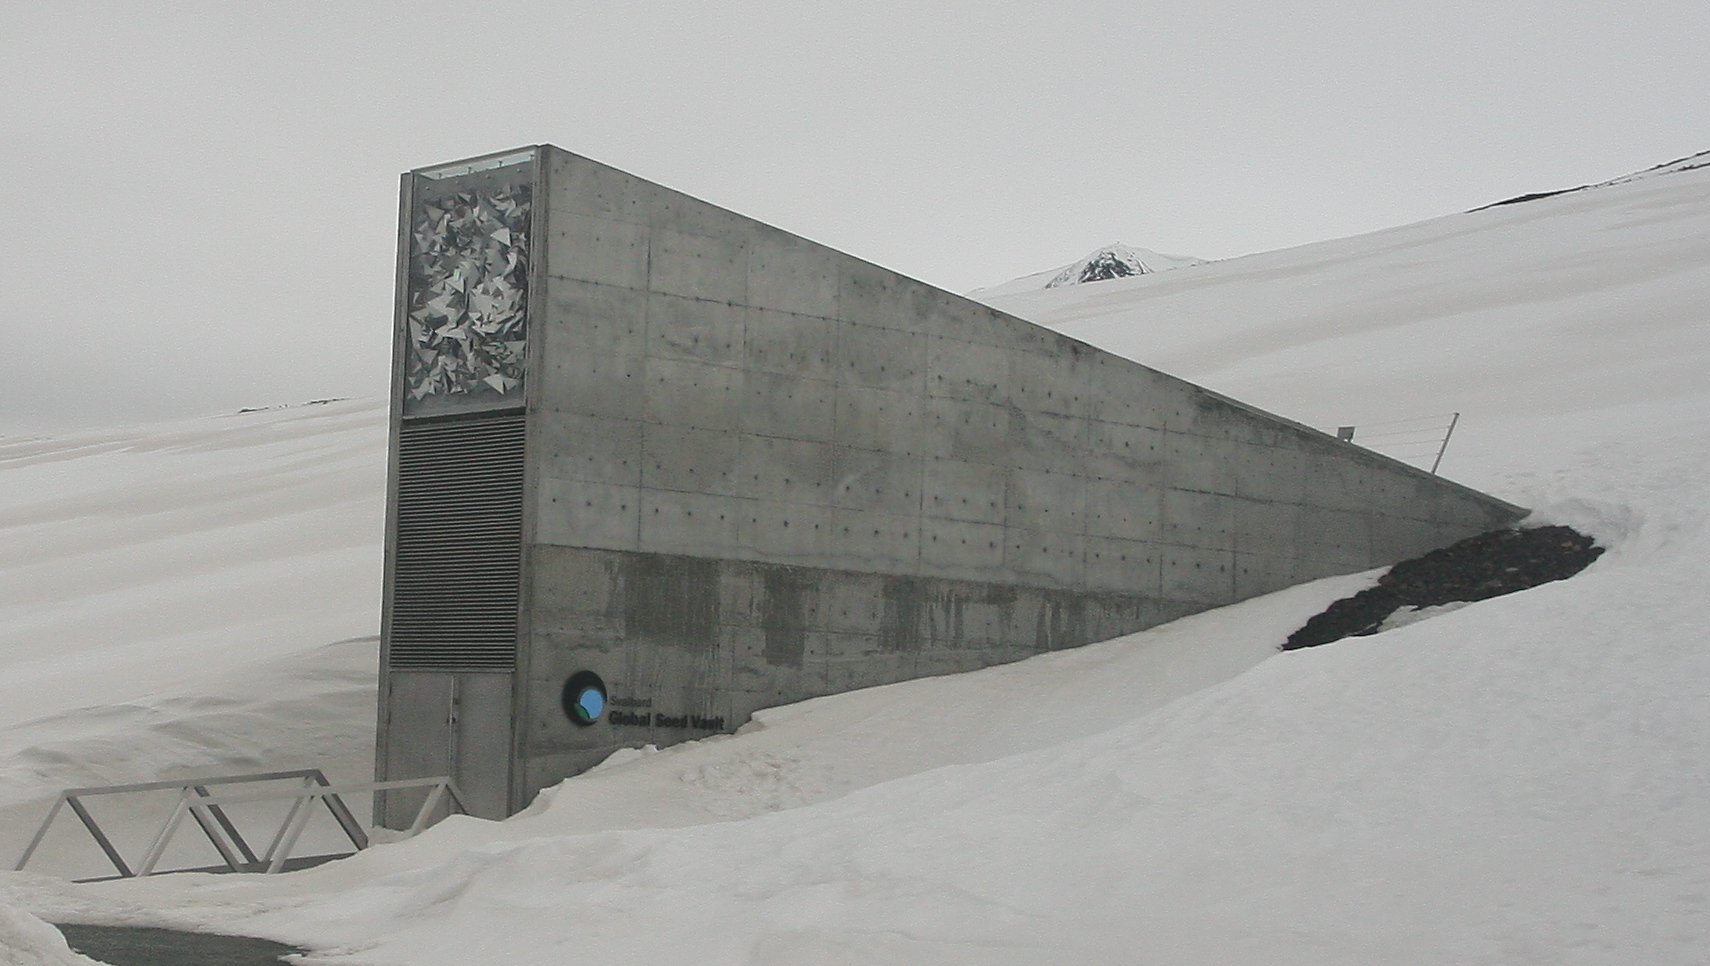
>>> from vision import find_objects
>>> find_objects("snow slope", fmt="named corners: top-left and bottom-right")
top-left (975, 161), bottom-right (1710, 486)
top-left (0, 401), bottom-right (386, 872)
top-left (4, 158), bottom-right (1710, 963)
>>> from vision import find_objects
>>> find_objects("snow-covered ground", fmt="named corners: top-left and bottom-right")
top-left (3, 157), bottom-right (1710, 964)
top-left (0, 402), bottom-right (387, 878)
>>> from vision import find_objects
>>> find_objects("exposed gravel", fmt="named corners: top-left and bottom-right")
top-left (1284, 526), bottom-right (1603, 650)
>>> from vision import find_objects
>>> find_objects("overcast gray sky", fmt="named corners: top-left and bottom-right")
top-left (3, 0), bottom-right (1706, 432)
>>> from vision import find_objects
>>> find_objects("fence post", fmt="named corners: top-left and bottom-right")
top-left (1431, 412), bottom-right (1460, 475)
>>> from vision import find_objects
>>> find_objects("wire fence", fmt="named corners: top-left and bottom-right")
top-left (1333, 413), bottom-right (1460, 474)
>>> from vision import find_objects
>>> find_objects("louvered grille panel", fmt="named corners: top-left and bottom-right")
top-left (387, 413), bottom-right (525, 670)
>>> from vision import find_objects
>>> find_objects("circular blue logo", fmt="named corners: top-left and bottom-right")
top-left (561, 671), bottom-right (608, 727)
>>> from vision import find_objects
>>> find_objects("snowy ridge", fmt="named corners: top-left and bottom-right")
top-left (1597, 148), bottom-right (1710, 186)
top-left (1472, 148), bottom-right (1710, 212)
top-left (3, 156), bottom-right (1710, 962)
top-left (968, 241), bottom-right (1206, 299)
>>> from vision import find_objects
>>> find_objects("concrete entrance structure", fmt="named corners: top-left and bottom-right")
top-left (375, 145), bottom-right (1524, 825)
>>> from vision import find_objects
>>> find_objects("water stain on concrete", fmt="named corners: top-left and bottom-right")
top-left (759, 565), bottom-right (810, 668)
top-left (624, 553), bottom-right (719, 649)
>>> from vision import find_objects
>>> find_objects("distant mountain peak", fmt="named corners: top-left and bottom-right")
top-left (1049, 246), bottom-right (1143, 286)
top-left (969, 242), bottom-right (1207, 299)
top-left (1046, 243), bottom-right (1205, 288)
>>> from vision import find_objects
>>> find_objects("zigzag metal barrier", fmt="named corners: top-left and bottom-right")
top-left (15, 769), bottom-right (465, 881)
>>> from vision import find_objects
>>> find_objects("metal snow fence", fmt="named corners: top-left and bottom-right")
top-left (15, 769), bottom-right (465, 881)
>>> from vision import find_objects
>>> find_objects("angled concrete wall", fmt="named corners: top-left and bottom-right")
top-left (377, 145), bottom-right (1523, 821)
top-left (509, 145), bottom-right (1523, 804)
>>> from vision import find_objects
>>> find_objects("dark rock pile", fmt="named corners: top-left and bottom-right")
top-left (1283, 525), bottom-right (1603, 650)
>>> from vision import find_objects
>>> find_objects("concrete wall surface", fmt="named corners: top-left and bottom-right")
top-left (508, 144), bottom-right (1524, 803)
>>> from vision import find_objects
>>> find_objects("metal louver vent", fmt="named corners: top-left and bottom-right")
top-left (387, 412), bottom-right (525, 670)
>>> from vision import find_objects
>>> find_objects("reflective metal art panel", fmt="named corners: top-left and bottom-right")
top-left (404, 182), bottom-right (531, 411)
